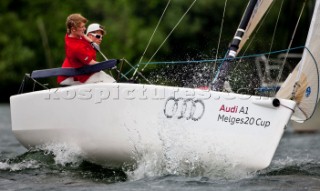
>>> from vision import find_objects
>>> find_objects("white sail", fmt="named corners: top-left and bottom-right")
top-left (238, 0), bottom-right (274, 53)
top-left (276, 0), bottom-right (320, 121)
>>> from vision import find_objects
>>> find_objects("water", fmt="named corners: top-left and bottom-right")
top-left (1, 104), bottom-right (320, 190)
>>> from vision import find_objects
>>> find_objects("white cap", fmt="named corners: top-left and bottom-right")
top-left (86, 23), bottom-right (105, 35)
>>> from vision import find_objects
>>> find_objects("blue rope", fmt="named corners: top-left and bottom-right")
top-left (122, 46), bottom-right (305, 79)
top-left (212, 50), bottom-right (229, 83)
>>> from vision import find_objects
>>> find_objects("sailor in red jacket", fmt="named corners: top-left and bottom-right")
top-left (57, 13), bottom-right (115, 85)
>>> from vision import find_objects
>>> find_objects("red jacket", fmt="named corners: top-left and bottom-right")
top-left (57, 34), bottom-right (96, 83)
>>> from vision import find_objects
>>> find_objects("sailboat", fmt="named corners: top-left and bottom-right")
top-left (9, 0), bottom-right (319, 172)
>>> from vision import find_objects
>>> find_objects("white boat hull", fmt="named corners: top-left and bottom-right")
top-left (10, 83), bottom-right (295, 171)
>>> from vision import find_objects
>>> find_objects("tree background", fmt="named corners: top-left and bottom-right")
top-left (0, 0), bottom-right (315, 102)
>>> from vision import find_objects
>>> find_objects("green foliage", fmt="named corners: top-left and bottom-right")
top-left (229, 59), bottom-right (261, 95)
top-left (0, 0), bottom-right (315, 101)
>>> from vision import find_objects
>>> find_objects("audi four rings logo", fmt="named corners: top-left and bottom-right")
top-left (163, 97), bottom-right (205, 121)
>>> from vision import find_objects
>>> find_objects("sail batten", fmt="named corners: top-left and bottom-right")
top-left (276, 0), bottom-right (320, 121)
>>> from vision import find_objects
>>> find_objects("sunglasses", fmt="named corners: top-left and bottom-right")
top-left (91, 33), bottom-right (103, 39)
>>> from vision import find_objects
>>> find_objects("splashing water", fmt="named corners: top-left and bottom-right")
top-left (0, 160), bottom-right (40, 171)
top-left (38, 143), bottom-right (83, 167)
top-left (125, 121), bottom-right (256, 181)
top-left (0, 142), bottom-right (84, 172)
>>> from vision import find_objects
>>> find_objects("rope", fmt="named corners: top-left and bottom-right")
top-left (275, 0), bottom-right (307, 87)
top-left (126, 46), bottom-right (305, 66)
top-left (231, 0), bottom-right (277, 87)
top-left (266, 0), bottom-right (284, 61)
top-left (123, 59), bottom-right (152, 84)
top-left (209, 0), bottom-right (228, 85)
top-left (215, 0), bottom-right (228, 62)
top-left (132, 0), bottom-right (172, 78)
top-left (239, 2), bottom-right (275, 58)
top-left (139, 0), bottom-right (198, 74)
top-left (18, 74), bottom-right (49, 94)
top-left (217, 0), bottom-right (252, 78)
top-left (294, 46), bottom-right (320, 121)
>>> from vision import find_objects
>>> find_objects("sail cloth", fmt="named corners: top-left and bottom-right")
top-left (276, 0), bottom-right (320, 121)
top-left (237, 0), bottom-right (274, 53)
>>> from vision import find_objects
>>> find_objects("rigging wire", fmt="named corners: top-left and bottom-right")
top-left (137, 0), bottom-right (198, 78)
top-left (233, 1), bottom-right (277, 87)
top-left (130, 46), bottom-right (305, 66)
top-left (266, 0), bottom-right (284, 61)
top-left (215, 0), bottom-right (228, 62)
top-left (233, 1), bottom-right (276, 80)
top-left (211, 1), bottom-right (252, 85)
top-left (132, 0), bottom-right (172, 79)
top-left (126, 0), bottom-right (307, 90)
top-left (276, 0), bottom-right (307, 91)
top-left (209, 0), bottom-right (228, 86)
top-left (266, 0), bottom-right (285, 90)
top-left (239, 2), bottom-right (276, 58)
top-left (123, 59), bottom-right (152, 83)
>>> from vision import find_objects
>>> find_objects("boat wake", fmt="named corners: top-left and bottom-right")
top-left (0, 157), bottom-right (40, 171)
top-left (0, 143), bottom-right (83, 171)
top-left (261, 157), bottom-right (320, 176)
top-left (0, 145), bottom-right (127, 183)
top-left (0, 142), bottom-right (319, 183)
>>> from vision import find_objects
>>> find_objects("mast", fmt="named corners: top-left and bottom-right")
top-left (212, 0), bottom-right (258, 91)
top-left (238, 0), bottom-right (274, 53)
